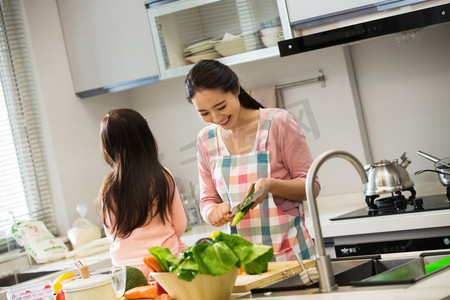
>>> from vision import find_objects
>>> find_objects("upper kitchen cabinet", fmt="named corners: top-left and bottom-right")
top-left (286, 0), bottom-right (378, 25)
top-left (146, 0), bottom-right (292, 79)
top-left (57, 0), bottom-right (160, 98)
top-left (285, 0), bottom-right (434, 35)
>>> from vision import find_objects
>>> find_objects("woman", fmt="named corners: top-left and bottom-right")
top-left (97, 108), bottom-right (186, 277)
top-left (185, 60), bottom-right (320, 261)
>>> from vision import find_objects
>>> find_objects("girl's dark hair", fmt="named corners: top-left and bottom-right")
top-left (185, 60), bottom-right (264, 109)
top-left (98, 108), bottom-right (175, 239)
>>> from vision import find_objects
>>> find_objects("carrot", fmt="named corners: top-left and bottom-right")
top-left (143, 256), bottom-right (156, 272)
top-left (124, 285), bottom-right (157, 299)
top-left (143, 256), bottom-right (163, 272)
top-left (238, 266), bottom-right (245, 275)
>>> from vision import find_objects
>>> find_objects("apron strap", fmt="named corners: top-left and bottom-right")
top-left (205, 125), bottom-right (222, 156)
top-left (256, 109), bottom-right (281, 151)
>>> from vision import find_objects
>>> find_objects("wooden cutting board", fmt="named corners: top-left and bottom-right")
top-left (233, 260), bottom-right (315, 293)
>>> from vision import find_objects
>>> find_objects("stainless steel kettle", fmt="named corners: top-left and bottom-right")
top-left (364, 152), bottom-right (414, 196)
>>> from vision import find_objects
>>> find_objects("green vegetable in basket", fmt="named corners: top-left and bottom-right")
top-left (149, 232), bottom-right (273, 282)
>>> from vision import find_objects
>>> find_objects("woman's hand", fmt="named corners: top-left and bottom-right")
top-left (250, 178), bottom-right (272, 209)
top-left (253, 177), bottom-right (307, 204)
top-left (207, 202), bottom-right (232, 227)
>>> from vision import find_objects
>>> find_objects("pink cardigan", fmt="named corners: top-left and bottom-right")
top-left (197, 108), bottom-right (320, 219)
top-left (104, 176), bottom-right (187, 266)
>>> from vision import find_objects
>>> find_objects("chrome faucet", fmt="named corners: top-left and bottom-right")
top-left (305, 150), bottom-right (368, 293)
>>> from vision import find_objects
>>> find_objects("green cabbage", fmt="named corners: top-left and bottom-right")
top-left (149, 232), bottom-right (273, 281)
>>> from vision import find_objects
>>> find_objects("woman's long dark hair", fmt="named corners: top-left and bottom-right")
top-left (98, 108), bottom-right (175, 239)
top-left (185, 60), bottom-right (264, 109)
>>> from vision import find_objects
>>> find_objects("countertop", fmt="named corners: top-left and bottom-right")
top-left (233, 267), bottom-right (450, 299)
top-left (230, 249), bottom-right (450, 299)
top-left (5, 250), bottom-right (447, 300)
top-left (20, 249), bottom-right (111, 273)
top-left (1, 239), bottom-right (449, 300)
top-left (1, 183), bottom-right (448, 299)
top-left (0, 250), bottom-right (112, 300)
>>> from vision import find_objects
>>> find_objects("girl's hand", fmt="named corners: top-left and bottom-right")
top-left (207, 202), bottom-right (232, 227)
top-left (250, 178), bottom-right (272, 209)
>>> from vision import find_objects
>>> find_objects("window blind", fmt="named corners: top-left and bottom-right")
top-left (0, 0), bottom-right (57, 254)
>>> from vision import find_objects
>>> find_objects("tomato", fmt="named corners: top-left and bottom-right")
top-left (56, 289), bottom-right (65, 300)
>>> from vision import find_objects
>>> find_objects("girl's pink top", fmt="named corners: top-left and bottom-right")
top-left (197, 108), bottom-right (320, 219)
top-left (104, 177), bottom-right (187, 266)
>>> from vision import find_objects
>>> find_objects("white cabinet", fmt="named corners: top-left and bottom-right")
top-left (57, 0), bottom-right (160, 98)
top-left (147, 0), bottom-right (292, 79)
top-left (286, 0), bottom-right (429, 30)
top-left (286, 0), bottom-right (377, 24)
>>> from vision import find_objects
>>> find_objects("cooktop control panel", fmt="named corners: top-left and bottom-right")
top-left (335, 235), bottom-right (450, 257)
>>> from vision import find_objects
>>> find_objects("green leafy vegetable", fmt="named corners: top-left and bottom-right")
top-left (241, 245), bottom-right (273, 274)
top-left (193, 241), bottom-right (240, 276)
top-left (149, 246), bottom-right (181, 272)
top-left (243, 261), bottom-right (268, 275)
top-left (213, 232), bottom-right (274, 274)
top-left (149, 232), bottom-right (273, 281)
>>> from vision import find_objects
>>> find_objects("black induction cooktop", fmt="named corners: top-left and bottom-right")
top-left (330, 194), bottom-right (450, 221)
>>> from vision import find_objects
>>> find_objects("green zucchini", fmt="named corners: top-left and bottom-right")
top-left (231, 211), bottom-right (245, 226)
top-left (231, 183), bottom-right (256, 226)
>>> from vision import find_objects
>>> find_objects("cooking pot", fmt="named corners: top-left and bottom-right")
top-left (415, 150), bottom-right (450, 187)
top-left (364, 152), bottom-right (414, 196)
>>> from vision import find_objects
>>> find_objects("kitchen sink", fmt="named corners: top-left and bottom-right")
top-left (251, 253), bottom-right (450, 296)
top-left (0, 270), bottom-right (61, 288)
top-left (359, 253), bottom-right (450, 285)
top-left (250, 258), bottom-right (383, 294)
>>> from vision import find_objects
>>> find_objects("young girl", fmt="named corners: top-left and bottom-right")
top-left (185, 60), bottom-right (320, 261)
top-left (97, 108), bottom-right (186, 277)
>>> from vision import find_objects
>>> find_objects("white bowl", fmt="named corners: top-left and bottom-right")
top-left (151, 267), bottom-right (239, 300)
top-left (260, 26), bottom-right (283, 48)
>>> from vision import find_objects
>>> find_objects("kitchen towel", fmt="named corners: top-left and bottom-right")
top-left (250, 85), bottom-right (284, 108)
top-left (65, 237), bottom-right (110, 258)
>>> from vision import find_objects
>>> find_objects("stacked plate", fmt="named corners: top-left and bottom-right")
top-left (184, 37), bottom-right (221, 64)
top-left (214, 32), bottom-right (260, 57)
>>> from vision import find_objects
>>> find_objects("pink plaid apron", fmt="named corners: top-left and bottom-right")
top-left (208, 109), bottom-right (315, 261)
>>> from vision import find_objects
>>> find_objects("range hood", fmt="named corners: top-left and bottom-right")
top-left (279, 3), bottom-right (450, 57)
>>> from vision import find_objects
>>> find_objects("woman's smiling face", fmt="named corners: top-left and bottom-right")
top-left (191, 88), bottom-right (241, 130)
